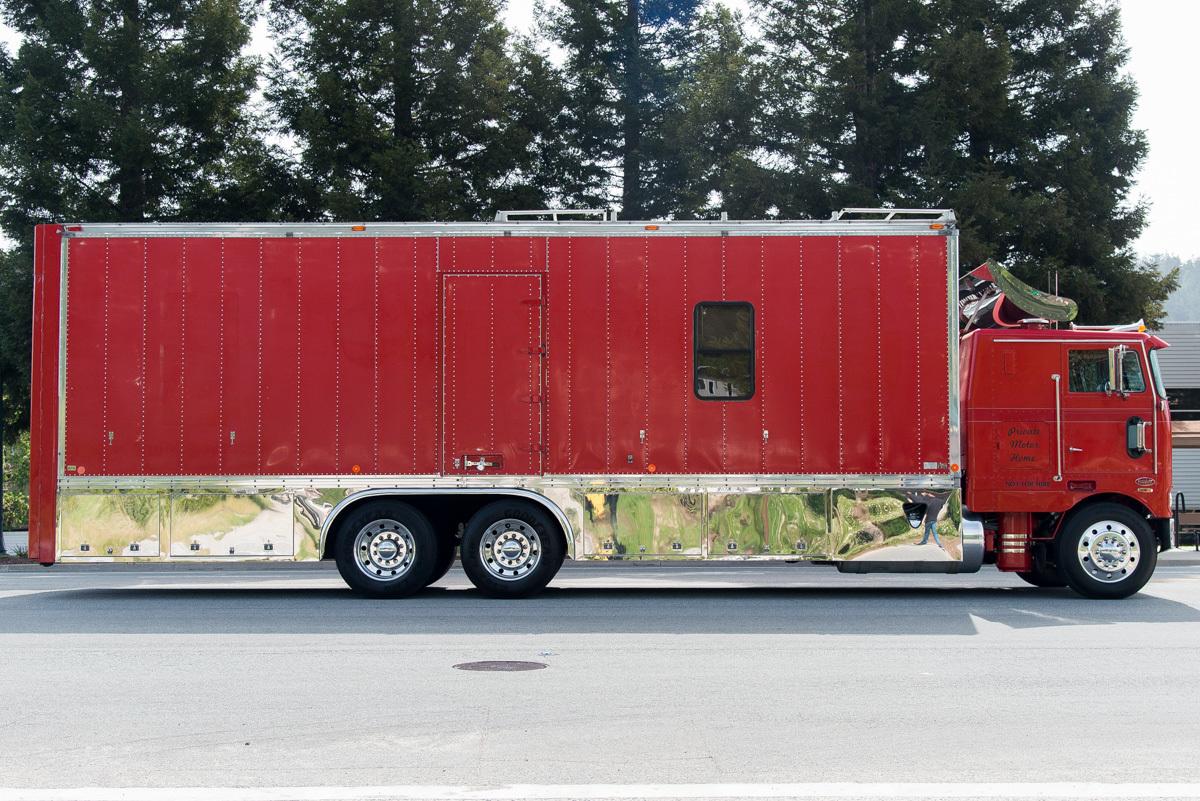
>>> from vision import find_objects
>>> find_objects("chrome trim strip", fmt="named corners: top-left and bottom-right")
top-left (59, 221), bottom-right (954, 239)
top-left (1052, 373), bottom-right (1063, 482)
top-left (947, 231), bottom-right (961, 474)
top-left (995, 338), bottom-right (1148, 344)
top-left (316, 487), bottom-right (576, 560)
top-left (57, 236), bottom-right (69, 481)
top-left (57, 472), bottom-right (960, 491)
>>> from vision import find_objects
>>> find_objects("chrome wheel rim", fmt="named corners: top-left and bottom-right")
top-left (354, 519), bottom-right (416, 581)
top-left (1076, 520), bottom-right (1140, 584)
top-left (479, 518), bottom-right (541, 581)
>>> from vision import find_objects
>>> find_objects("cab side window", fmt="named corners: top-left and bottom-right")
top-left (1121, 351), bottom-right (1146, 392)
top-left (1068, 349), bottom-right (1145, 393)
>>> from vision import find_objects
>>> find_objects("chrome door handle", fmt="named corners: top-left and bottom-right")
top-left (1068, 446), bottom-right (1083, 453)
top-left (464, 457), bottom-right (495, 471)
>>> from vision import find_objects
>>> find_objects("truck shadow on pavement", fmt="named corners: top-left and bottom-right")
top-left (5, 583), bottom-right (1200, 636)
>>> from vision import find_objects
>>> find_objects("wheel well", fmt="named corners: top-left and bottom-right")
top-left (321, 491), bottom-right (572, 560)
top-left (1063, 493), bottom-right (1153, 525)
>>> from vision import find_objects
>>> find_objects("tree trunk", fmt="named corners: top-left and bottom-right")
top-left (850, 0), bottom-right (881, 201)
top-left (115, 0), bottom-right (147, 219)
top-left (621, 0), bottom-right (643, 218)
top-left (390, 0), bottom-right (419, 218)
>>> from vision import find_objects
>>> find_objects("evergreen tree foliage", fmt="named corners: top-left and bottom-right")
top-left (663, 5), bottom-right (772, 218)
top-left (0, 0), bottom-right (277, 236)
top-left (756, 0), bottom-right (924, 217)
top-left (268, 0), bottom-right (558, 221)
top-left (755, 0), bottom-right (1174, 325)
top-left (0, 244), bottom-right (30, 435)
top-left (546, 0), bottom-right (698, 217)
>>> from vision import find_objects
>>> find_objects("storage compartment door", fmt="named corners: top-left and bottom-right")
top-left (169, 492), bottom-right (294, 557)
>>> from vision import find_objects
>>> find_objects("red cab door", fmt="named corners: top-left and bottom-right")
top-left (442, 274), bottom-right (544, 476)
top-left (1060, 344), bottom-right (1157, 484)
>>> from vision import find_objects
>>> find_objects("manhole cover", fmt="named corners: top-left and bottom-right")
top-left (453, 660), bottom-right (547, 672)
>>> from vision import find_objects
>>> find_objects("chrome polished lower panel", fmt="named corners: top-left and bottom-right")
top-left (59, 491), bottom-right (163, 557)
top-left (169, 492), bottom-right (295, 557)
top-left (55, 476), bottom-right (968, 570)
top-left (575, 488), bottom-right (706, 557)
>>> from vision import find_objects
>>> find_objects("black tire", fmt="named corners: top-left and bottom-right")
top-left (1016, 559), bottom-right (1067, 588)
top-left (333, 500), bottom-right (438, 598)
top-left (425, 536), bottom-right (458, 587)
top-left (1056, 502), bottom-right (1158, 599)
top-left (460, 499), bottom-right (565, 598)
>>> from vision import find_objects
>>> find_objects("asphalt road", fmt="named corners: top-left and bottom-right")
top-left (2, 560), bottom-right (1200, 801)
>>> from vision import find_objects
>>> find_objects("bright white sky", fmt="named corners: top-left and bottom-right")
top-left (1, 0), bottom-right (1196, 259)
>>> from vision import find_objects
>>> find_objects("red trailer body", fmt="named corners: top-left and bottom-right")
top-left (27, 210), bottom-right (1174, 598)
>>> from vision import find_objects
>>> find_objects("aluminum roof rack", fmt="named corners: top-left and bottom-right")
top-left (1070, 319), bottom-right (1147, 333)
top-left (833, 208), bottom-right (956, 224)
top-left (495, 209), bottom-right (614, 222)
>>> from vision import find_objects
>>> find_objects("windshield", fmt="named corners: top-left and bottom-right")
top-left (1149, 349), bottom-right (1168, 399)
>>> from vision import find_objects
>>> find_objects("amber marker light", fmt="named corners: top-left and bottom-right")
top-left (351, 225), bottom-right (366, 232)
top-left (351, 464), bottom-right (362, 474)
top-left (647, 463), bottom-right (657, 473)
top-left (644, 224), bottom-right (660, 231)
top-left (950, 463), bottom-right (960, 472)
top-left (929, 223), bottom-right (945, 230)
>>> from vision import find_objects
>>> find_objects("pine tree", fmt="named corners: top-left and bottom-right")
top-left (663, 5), bottom-right (772, 219)
top-left (757, 0), bottom-right (1173, 324)
top-left (546, 0), bottom-right (699, 217)
top-left (914, 0), bottom-right (1175, 325)
top-left (0, 0), bottom-right (275, 236)
top-left (268, 0), bottom-right (557, 221)
top-left (0, 244), bottom-right (30, 434)
top-left (755, 0), bottom-right (925, 217)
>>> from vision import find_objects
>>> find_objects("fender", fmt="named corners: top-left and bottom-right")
top-left (319, 487), bottom-right (576, 560)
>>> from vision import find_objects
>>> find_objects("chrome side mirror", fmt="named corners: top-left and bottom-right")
top-left (1107, 345), bottom-right (1128, 396)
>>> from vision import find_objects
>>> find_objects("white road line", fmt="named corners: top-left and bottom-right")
top-left (5, 784), bottom-right (1200, 801)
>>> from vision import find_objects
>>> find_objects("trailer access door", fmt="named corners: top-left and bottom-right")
top-left (442, 274), bottom-right (544, 476)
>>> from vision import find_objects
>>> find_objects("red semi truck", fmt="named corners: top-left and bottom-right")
top-left (26, 209), bottom-right (1174, 598)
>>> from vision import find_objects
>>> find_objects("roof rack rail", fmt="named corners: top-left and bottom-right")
top-left (494, 209), bottom-right (614, 222)
top-left (1070, 319), bottom-right (1146, 333)
top-left (833, 208), bottom-right (956, 224)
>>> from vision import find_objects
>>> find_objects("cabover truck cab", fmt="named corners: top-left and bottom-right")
top-left (962, 325), bottom-right (1173, 595)
top-left (25, 209), bottom-right (1173, 598)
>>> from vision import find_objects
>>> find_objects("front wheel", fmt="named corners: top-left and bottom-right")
top-left (460, 500), bottom-right (565, 598)
top-left (1056, 503), bottom-right (1157, 599)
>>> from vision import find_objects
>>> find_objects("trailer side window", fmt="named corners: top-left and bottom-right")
top-left (694, 302), bottom-right (754, 400)
top-left (1068, 349), bottom-right (1146, 393)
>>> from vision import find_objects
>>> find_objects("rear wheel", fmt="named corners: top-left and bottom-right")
top-left (1056, 502), bottom-right (1157, 599)
top-left (334, 501), bottom-right (437, 598)
top-left (460, 500), bottom-right (565, 598)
